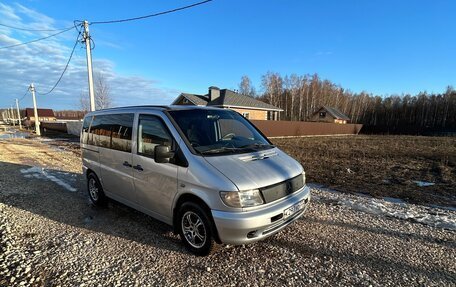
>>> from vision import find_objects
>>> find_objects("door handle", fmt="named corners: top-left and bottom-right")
top-left (123, 161), bottom-right (132, 167)
top-left (133, 165), bottom-right (144, 171)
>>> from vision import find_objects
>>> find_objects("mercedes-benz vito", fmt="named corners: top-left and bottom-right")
top-left (81, 106), bottom-right (310, 255)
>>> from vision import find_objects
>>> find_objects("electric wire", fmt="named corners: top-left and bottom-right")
top-left (0, 26), bottom-right (75, 50)
top-left (90, 0), bottom-right (212, 25)
top-left (18, 88), bottom-right (29, 102)
top-left (2, 1), bottom-right (211, 100)
top-left (35, 31), bottom-right (81, 95)
top-left (0, 22), bottom-right (74, 32)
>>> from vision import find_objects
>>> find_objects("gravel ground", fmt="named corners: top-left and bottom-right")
top-left (0, 136), bottom-right (455, 286)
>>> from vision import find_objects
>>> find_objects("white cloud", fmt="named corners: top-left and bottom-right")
top-left (0, 3), bottom-right (178, 110)
top-left (0, 3), bottom-right (21, 21)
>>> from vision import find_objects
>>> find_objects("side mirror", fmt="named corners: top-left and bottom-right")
top-left (154, 145), bottom-right (175, 163)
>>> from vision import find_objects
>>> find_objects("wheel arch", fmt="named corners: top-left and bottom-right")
top-left (173, 193), bottom-right (221, 244)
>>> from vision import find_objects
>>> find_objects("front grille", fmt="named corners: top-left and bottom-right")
top-left (260, 174), bottom-right (304, 204)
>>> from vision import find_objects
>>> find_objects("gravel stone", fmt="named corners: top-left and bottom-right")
top-left (0, 136), bottom-right (455, 286)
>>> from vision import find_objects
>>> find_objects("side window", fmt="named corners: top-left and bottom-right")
top-left (138, 115), bottom-right (172, 157)
top-left (88, 114), bottom-right (134, 152)
top-left (81, 116), bottom-right (92, 144)
top-left (110, 114), bottom-right (134, 152)
top-left (97, 115), bottom-right (112, 148)
top-left (88, 116), bottom-right (100, 146)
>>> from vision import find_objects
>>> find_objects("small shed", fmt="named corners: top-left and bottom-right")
top-left (24, 108), bottom-right (56, 123)
top-left (310, 106), bottom-right (350, 124)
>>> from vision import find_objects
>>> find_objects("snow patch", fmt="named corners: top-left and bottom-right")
top-left (311, 187), bottom-right (456, 231)
top-left (382, 197), bottom-right (405, 204)
top-left (413, 181), bottom-right (435, 187)
top-left (20, 166), bottom-right (77, 192)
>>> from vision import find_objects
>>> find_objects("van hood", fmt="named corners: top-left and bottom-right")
top-left (203, 148), bottom-right (303, 191)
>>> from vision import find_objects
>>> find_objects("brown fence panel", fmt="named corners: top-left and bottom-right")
top-left (250, 120), bottom-right (363, 137)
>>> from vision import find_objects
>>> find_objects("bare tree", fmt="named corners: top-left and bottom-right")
top-left (79, 72), bottom-right (113, 111)
top-left (79, 91), bottom-right (90, 113)
top-left (95, 73), bottom-right (112, 109)
top-left (238, 75), bottom-right (256, 97)
top-left (240, 70), bottom-right (456, 132)
top-left (261, 72), bottom-right (283, 107)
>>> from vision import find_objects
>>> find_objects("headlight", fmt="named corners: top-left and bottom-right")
top-left (302, 170), bottom-right (306, 184)
top-left (220, 189), bottom-right (264, 208)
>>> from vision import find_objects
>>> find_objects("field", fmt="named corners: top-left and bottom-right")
top-left (273, 135), bottom-right (456, 207)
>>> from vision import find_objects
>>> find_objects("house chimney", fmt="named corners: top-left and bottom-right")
top-left (208, 86), bottom-right (220, 101)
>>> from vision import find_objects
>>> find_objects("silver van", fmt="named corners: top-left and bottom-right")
top-left (81, 106), bottom-right (310, 255)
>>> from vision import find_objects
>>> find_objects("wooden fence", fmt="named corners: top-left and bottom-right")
top-left (250, 120), bottom-right (363, 137)
top-left (40, 119), bottom-right (363, 138)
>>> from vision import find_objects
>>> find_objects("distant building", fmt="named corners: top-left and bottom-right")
top-left (172, 86), bottom-right (283, 120)
top-left (24, 108), bottom-right (56, 123)
top-left (310, 106), bottom-right (350, 124)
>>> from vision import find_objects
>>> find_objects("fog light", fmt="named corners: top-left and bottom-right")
top-left (247, 231), bottom-right (257, 238)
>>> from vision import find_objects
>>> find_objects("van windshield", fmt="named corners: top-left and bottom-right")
top-left (168, 109), bottom-right (274, 155)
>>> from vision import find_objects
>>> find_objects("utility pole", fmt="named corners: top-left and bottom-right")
top-left (8, 107), bottom-right (13, 125)
top-left (11, 106), bottom-right (15, 126)
top-left (15, 98), bottom-right (22, 130)
top-left (6, 108), bottom-right (9, 124)
top-left (83, 20), bottom-right (96, 112)
top-left (30, 83), bottom-right (41, 136)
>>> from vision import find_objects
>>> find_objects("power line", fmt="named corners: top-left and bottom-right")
top-left (0, 26), bottom-right (75, 50)
top-left (18, 88), bottom-right (30, 102)
top-left (90, 0), bottom-right (212, 25)
top-left (0, 22), bottom-right (74, 32)
top-left (36, 31), bottom-right (82, 96)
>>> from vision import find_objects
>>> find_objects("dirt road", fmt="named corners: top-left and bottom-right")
top-left (0, 137), bottom-right (455, 286)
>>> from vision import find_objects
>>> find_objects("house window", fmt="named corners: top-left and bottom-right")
top-left (319, 112), bottom-right (326, 118)
top-left (242, 112), bottom-right (250, 119)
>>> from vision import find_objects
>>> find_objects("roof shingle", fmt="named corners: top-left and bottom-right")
top-left (321, 106), bottom-right (350, 120)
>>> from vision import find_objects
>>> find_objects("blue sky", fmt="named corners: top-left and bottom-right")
top-left (0, 0), bottom-right (455, 110)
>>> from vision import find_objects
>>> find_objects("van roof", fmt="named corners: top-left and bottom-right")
top-left (85, 105), bottom-right (224, 116)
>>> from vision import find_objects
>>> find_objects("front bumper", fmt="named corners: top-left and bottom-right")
top-left (211, 185), bottom-right (311, 245)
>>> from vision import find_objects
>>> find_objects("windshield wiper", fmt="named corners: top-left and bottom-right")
top-left (200, 147), bottom-right (240, 155)
top-left (239, 143), bottom-right (275, 149)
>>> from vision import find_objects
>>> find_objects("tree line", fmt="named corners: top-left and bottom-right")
top-left (238, 73), bottom-right (456, 131)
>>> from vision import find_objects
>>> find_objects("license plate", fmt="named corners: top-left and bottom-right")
top-left (283, 200), bottom-right (306, 218)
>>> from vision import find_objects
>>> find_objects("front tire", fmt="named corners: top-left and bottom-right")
top-left (87, 172), bottom-right (107, 206)
top-left (178, 202), bottom-right (217, 256)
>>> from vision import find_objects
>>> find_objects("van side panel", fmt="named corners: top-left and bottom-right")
top-left (82, 147), bottom-right (100, 178)
top-left (99, 147), bottom-right (136, 204)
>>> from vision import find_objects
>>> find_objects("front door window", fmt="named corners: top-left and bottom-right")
top-left (138, 115), bottom-right (173, 158)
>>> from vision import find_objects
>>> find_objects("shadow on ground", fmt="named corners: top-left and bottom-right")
top-left (0, 160), bottom-right (185, 254)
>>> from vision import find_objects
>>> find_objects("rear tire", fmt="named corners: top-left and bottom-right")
top-left (87, 172), bottom-right (107, 206)
top-left (177, 202), bottom-right (217, 256)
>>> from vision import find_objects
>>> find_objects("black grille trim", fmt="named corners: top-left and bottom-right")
top-left (260, 174), bottom-right (304, 204)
